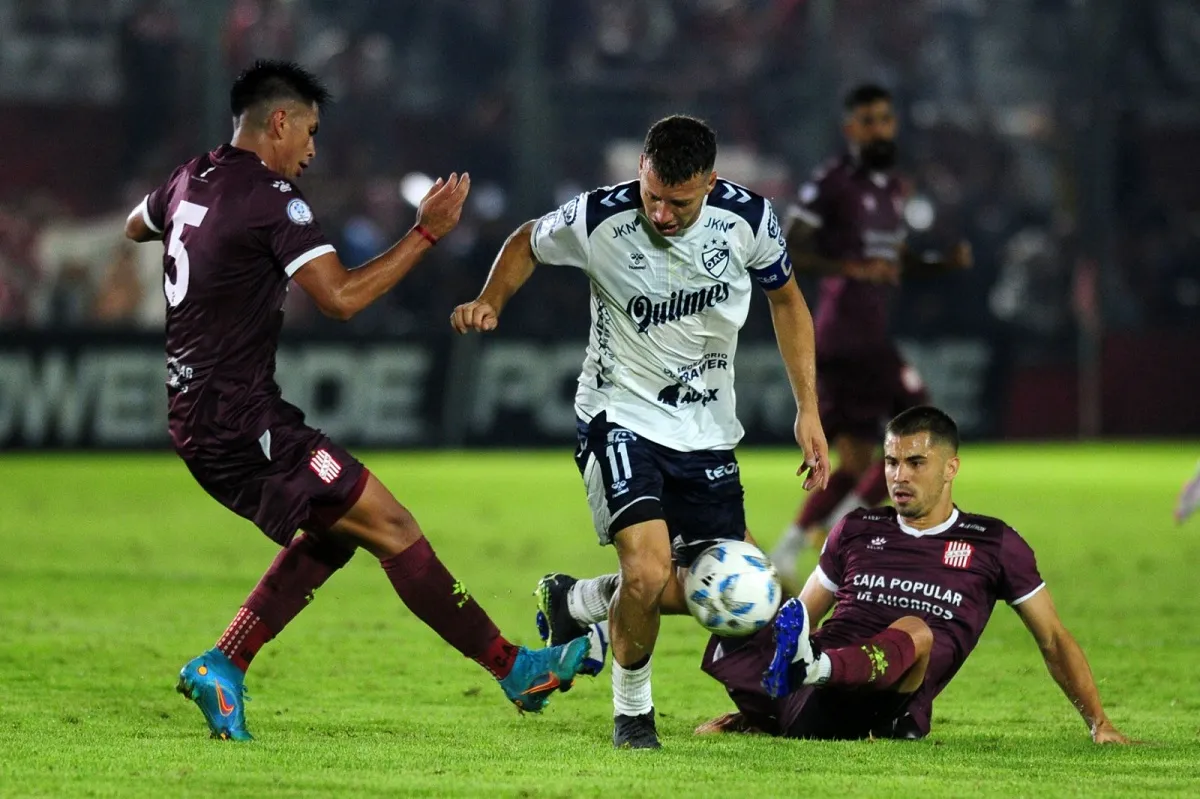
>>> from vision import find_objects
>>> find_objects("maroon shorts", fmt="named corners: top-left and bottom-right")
top-left (181, 421), bottom-right (368, 547)
top-left (700, 630), bottom-right (913, 740)
top-left (817, 346), bottom-right (928, 441)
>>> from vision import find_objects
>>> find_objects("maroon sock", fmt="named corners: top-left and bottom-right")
top-left (854, 461), bottom-right (888, 505)
top-left (797, 469), bottom-right (857, 528)
top-left (824, 628), bottom-right (917, 690)
top-left (216, 532), bottom-right (356, 672)
top-left (216, 607), bottom-right (273, 671)
top-left (380, 537), bottom-right (517, 678)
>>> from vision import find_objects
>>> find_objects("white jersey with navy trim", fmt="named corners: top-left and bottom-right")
top-left (530, 178), bottom-right (792, 451)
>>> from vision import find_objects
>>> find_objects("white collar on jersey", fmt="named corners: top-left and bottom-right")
top-left (897, 507), bottom-right (960, 538)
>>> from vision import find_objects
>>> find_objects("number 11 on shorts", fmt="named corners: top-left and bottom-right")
top-left (606, 442), bottom-right (633, 481)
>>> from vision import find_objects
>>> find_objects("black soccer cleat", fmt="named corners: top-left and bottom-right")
top-left (613, 710), bottom-right (662, 750)
top-left (534, 573), bottom-right (587, 647)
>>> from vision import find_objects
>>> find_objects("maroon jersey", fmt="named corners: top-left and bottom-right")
top-left (793, 154), bottom-right (907, 355)
top-left (815, 506), bottom-right (1044, 734)
top-left (138, 144), bottom-right (334, 456)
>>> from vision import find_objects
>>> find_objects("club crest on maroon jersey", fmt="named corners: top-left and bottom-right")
top-left (942, 540), bottom-right (974, 569)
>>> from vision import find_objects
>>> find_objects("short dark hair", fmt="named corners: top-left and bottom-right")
top-left (643, 115), bottom-right (717, 185)
top-left (843, 83), bottom-right (893, 112)
top-left (886, 406), bottom-right (960, 452)
top-left (230, 59), bottom-right (331, 122)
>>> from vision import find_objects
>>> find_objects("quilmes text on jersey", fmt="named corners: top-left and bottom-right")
top-left (625, 282), bottom-right (731, 333)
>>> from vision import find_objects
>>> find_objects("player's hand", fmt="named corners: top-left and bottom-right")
top-left (450, 299), bottom-right (498, 334)
top-left (845, 259), bottom-right (900, 285)
top-left (416, 172), bottom-right (471, 240)
top-left (794, 408), bottom-right (830, 491)
top-left (1091, 719), bottom-right (1132, 745)
top-left (948, 240), bottom-right (973, 270)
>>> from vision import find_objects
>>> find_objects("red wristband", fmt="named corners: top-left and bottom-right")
top-left (414, 224), bottom-right (438, 246)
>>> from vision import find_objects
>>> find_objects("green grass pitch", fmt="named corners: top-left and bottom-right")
top-left (2, 444), bottom-right (1199, 797)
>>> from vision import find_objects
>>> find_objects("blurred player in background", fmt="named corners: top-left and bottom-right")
top-left (124, 60), bottom-right (588, 741)
top-left (696, 406), bottom-right (1131, 744)
top-left (453, 115), bottom-right (830, 748)
top-left (1176, 460), bottom-right (1200, 524)
top-left (770, 84), bottom-right (973, 589)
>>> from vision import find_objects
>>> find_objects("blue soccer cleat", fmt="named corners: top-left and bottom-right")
top-left (499, 636), bottom-right (590, 713)
top-left (176, 648), bottom-right (252, 741)
top-left (762, 598), bottom-right (814, 699)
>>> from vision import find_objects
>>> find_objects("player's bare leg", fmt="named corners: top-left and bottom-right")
top-left (325, 473), bottom-right (589, 712)
top-left (608, 520), bottom-right (673, 749)
top-left (774, 435), bottom-right (875, 590)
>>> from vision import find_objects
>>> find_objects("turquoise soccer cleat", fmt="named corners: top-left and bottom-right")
top-left (176, 648), bottom-right (252, 741)
top-left (498, 637), bottom-right (590, 712)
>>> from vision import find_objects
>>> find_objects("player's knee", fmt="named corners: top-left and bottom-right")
top-left (375, 502), bottom-right (423, 556)
top-left (893, 616), bottom-right (934, 655)
top-left (618, 551), bottom-right (672, 607)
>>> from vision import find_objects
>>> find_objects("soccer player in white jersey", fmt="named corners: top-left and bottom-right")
top-left (452, 116), bottom-right (831, 748)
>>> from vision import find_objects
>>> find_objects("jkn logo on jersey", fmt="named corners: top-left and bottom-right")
top-left (942, 540), bottom-right (974, 569)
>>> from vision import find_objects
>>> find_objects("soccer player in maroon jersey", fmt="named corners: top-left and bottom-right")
top-left (696, 406), bottom-right (1130, 743)
top-left (123, 60), bottom-right (588, 740)
top-left (771, 85), bottom-right (973, 589)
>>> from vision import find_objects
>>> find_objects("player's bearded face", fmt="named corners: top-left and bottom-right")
top-left (638, 156), bottom-right (715, 236)
top-left (846, 100), bottom-right (898, 171)
top-left (884, 432), bottom-right (957, 518)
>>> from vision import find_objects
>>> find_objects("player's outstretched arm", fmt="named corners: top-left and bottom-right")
top-left (293, 173), bottom-right (470, 321)
top-left (1013, 588), bottom-right (1131, 744)
top-left (450, 220), bottom-right (538, 334)
top-left (764, 276), bottom-right (830, 491)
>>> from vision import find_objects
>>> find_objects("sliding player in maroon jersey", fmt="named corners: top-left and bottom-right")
top-left (697, 406), bottom-right (1129, 743)
top-left (124, 60), bottom-right (587, 741)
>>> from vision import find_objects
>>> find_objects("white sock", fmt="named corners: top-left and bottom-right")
top-left (823, 493), bottom-right (869, 529)
top-left (804, 652), bottom-right (832, 686)
top-left (775, 522), bottom-right (803, 550)
top-left (771, 523), bottom-right (805, 577)
top-left (568, 574), bottom-right (619, 624)
top-left (612, 657), bottom-right (653, 717)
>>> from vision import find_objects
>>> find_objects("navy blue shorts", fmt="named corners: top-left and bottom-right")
top-left (574, 413), bottom-right (746, 566)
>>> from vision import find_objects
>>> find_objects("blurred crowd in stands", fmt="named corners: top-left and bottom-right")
top-left (0, 0), bottom-right (1196, 368)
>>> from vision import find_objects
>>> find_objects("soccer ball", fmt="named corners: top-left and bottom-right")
top-left (684, 540), bottom-right (782, 637)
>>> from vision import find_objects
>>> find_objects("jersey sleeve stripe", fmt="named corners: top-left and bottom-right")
top-left (139, 195), bottom-right (162, 234)
top-left (788, 204), bottom-right (823, 229)
top-left (284, 244), bottom-right (336, 277)
top-left (814, 565), bottom-right (839, 592)
top-left (1009, 581), bottom-right (1046, 606)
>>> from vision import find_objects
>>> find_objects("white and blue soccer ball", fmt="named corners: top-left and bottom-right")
top-left (685, 541), bottom-right (782, 637)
